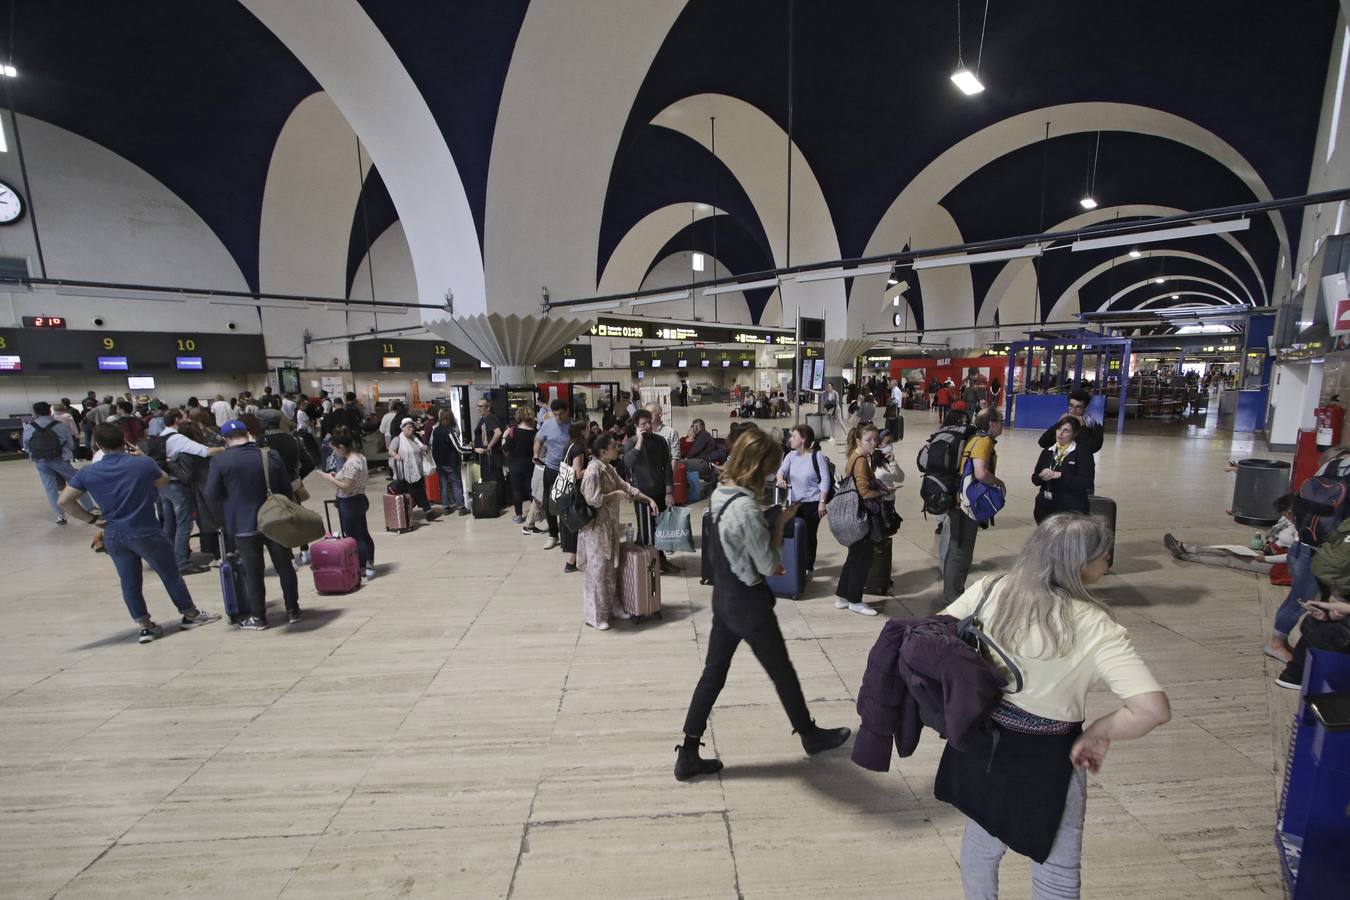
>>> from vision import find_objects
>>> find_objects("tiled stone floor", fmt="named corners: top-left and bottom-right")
top-left (0, 404), bottom-right (1298, 898)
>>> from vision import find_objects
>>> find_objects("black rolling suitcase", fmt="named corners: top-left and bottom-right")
top-left (1088, 495), bottom-right (1117, 568)
top-left (471, 480), bottom-right (500, 518)
top-left (884, 411), bottom-right (904, 441)
top-left (700, 506), bottom-right (715, 584)
top-left (863, 538), bottom-right (893, 596)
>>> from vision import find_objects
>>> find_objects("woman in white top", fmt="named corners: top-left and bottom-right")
top-left (939, 512), bottom-right (1171, 899)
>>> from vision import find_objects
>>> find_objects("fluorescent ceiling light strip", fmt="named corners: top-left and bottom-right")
top-left (1070, 219), bottom-right (1250, 253)
top-left (794, 263), bottom-right (894, 283)
top-left (913, 246), bottom-right (1042, 270)
top-left (628, 290), bottom-right (690, 307)
top-left (568, 300), bottom-right (623, 312)
top-left (702, 277), bottom-right (780, 296)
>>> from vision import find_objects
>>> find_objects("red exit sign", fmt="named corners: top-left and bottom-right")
top-left (21, 315), bottom-right (66, 329)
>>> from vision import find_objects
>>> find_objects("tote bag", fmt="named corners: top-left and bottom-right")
top-left (654, 506), bottom-right (695, 552)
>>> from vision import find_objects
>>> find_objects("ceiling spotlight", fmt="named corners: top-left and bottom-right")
top-left (1153, 277), bottom-right (1166, 284)
top-left (887, 278), bottom-right (899, 286)
top-left (691, 252), bottom-right (705, 273)
top-left (1079, 196), bottom-right (1098, 210)
top-left (1170, 293), bottom-right (1180, 300)
top-left (950, 69), bottom-right (985, 95)
top-left (1, 65), bottom-right (15, 78)
top-left (1128, 248), bottom-right (1142, 259)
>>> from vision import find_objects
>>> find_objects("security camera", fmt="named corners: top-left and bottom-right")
top-left (92, 316), bottom-right (105, 327)
top-left (226, 321), bottom-right (238, 331)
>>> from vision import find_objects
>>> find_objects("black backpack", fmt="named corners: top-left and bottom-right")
top-left (1292, 453), bottom-right (1350, 545)
top-left (916, 425), bottom-right (976, 516)
top-left (27, 421), bottom-right (64, 461)
top-left (139, 435), bottom-right (173, 475)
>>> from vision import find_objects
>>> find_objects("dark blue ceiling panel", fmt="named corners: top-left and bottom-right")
top-left (9, 0), bottom-right (321, 291)
top-left (356, 0), bottom-right (529, 253)
top-left (345, 167), bottom-right (400, 298)
top-left (599, 125), bottom-right (774, 283)
top-left (645, 215), bottom-right (778, 322)
top-left (619, 0), bottom-right (1334, 267)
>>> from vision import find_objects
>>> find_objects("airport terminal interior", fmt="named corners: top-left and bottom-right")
top-left (2, 2), bottom-right (1350, 898)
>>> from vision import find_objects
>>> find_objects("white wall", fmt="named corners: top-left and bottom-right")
top-left (1294, 12), bottom-right (1350, 307)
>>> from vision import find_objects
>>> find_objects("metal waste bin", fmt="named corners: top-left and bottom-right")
top-left (1232, 458), bottom-right (1291, 525)
top-left (806, 412), bottom-right (831, 441)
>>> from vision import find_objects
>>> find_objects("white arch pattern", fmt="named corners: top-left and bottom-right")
top-left (651, 93), bottom-right (847, 338)
top-left (1107, 276), bottom-right (1246, 308)
top-left (1047, 249), bottom-right (1255, 320)
top-left (851, 102), bottom-right (1287, 337)
top-left (242, 0), bottom-right (486, 324)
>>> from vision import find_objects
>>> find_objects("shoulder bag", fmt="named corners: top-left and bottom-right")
top-left (826, 458), bottom-right (871, 547)
top-left (954, 575), bottom-right (1024, 694)
top-left (256, 447), bottom-right (326, 548)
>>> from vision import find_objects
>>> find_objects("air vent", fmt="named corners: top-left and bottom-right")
top-left (36, 362), bottom-right (81, 371)
top-left (0, 256), bottom-right (30, 282)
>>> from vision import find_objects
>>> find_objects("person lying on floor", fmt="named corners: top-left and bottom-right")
top-left (1162, 494), bottom-right (1294, 575)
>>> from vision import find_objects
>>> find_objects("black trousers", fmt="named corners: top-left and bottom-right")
top-left (794, 503), bottom-right (823, 570)
top-left (336, 494), bottom-right (375, 567)
top-left (235, 533), bottom-right (300, 620)
top-left (682, 606), bottom-right (813, 737)
top-left (834, 538), bottom-right (873, 605)
top-left (541, 466), bottom-right (560, 537)
top-left (508, 458), bottom-right (533, 516)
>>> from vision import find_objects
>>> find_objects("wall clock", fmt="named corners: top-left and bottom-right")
top-left (0, 181), bottom-right (25, 225)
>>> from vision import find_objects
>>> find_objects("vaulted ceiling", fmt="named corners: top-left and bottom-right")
top-left (4, 0), bottom-right (1339, 329)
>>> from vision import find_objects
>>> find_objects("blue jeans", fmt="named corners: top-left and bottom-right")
top-left (102, 527), bottom-right (197, 622)
top-left (34, 459), bottom-right (95, 517)
top-left (1274, 540), bottom-right (1319, 638)
top-left (438, 464), bottom-right (465, 510)
top-left (158, 481), bottom-right (195, 569)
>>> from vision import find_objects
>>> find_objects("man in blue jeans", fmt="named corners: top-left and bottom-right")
top-left (22, 401), bottom-right (97, 524)
top-left (59, 423), bottom-right (221, 644)
top-left (159, 409), bottom-right (222, 575)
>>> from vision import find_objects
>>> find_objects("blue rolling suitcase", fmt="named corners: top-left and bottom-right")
top-left (218, 531), bottom-right (243, 623)
top-left (765, 516), bottom-right (807, 600)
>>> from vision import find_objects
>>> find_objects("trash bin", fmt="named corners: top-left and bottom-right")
top-left (806, 412), bottom-right (831, 441)
top-left (1232, 458), bottom-right (1292, 525)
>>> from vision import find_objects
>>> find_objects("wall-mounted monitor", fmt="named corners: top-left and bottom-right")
top-left (813, 358), bottom-right (826, 391)
top-left (741, 360), bottom-right (751, 368)
top-left (434, 358), bottom-right (452, 369)
top-left (637, 370), bottom-right (646, 379)
top-left (127, 376), bottom-right (156, 391)
top-left (176, 356), bottom-right (203, 371)
top-left (98, 356), bottom-right (128, 371)
top-left (0, 355), bottom-right (21, 372)
top-left (650, 359), bottom-right (662, 367)
top-left (563, 357), bottom-right (577, 369)
top-left (721, 360), bottom-right (730, 368)
top-left (430, 372), bottom-right (447, 383)
top-left (701, 359), bottom-right (710, 368)
top-left (381, 356), bottom-right (401, 369)
top-left (677, 359), bottom-right (688, 368)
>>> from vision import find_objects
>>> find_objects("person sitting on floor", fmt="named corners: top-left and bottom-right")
top-left (1162, 494), bottom-right (1295, 576)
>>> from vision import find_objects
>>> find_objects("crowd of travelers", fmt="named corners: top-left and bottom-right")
top-left (27, 369), bottom-right (1350, 898)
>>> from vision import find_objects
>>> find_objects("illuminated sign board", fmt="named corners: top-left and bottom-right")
top-left (98, 356), bottom-right (129, 371)
top-left (21, 316), bottom-right (66, 329)
top-left (175, 356), bottom-right (203, 370)
top-left (0, 355), bottom-right (20, 372)
top-left (381, 356), bottom-right (401, 369)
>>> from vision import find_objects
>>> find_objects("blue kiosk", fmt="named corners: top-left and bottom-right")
top-left (1003, 331), bottom-right (1132, 433)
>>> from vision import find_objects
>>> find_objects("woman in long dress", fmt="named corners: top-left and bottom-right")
top-left (578, 432), bottom-right (657, 630)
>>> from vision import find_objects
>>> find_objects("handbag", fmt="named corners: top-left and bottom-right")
top-left (654, 506), bottom-right (695, 552)
top-left (531, 462), bottom-right (545, 502)
top-left (826, 469), bottom-right (871, 547)
top-left (291, 478), bottom-right (311, 503)
top-left (256, 447), bottom-right (326, 548)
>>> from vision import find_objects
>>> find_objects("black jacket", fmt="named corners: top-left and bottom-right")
top-left (623, 430), bottom-right (673, 501)
top-left (261, 430), bottom-right (314, 481)
top-left (1030, 443), bottom-right (1093, 520)
top-left (203, 442), bottom-right (294, 537)
top-left (1037, 418), bottom-right (1103, 455)
top-left (320, 407), bottom-right (362, 439)
top-left (431, 424), bottom-right (465, 468)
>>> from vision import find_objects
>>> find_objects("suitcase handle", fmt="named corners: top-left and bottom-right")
top-left (324, 499), bottom-right (344, 538)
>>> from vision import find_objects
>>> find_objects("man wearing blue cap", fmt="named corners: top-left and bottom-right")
top-left (205, 419), bottom-right (303, 629)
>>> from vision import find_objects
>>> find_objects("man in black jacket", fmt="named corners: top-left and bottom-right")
top-left (259, 409), bottom-right (316, 564)
top-left (1036, 390), bottom-right (1104, 492)
top-left (204, 420), bottom-right (302, 629)
top-left (623, 408), bottom-right (675, 572)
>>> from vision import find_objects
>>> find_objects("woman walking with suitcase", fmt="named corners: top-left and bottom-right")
top-left (675, 425), bottom-right (852, 781)
top-left (775, 424), bottom-right (828, 575)
top-left (577, 433), bottom-right (658, 630)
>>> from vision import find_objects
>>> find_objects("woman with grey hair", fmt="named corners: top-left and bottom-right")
top-left (937, 512), bottom-right (1171, 898)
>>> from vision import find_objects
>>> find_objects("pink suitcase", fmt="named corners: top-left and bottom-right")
top-left (312, 501), bottom-right (361, 594)
top-left (619, 543), bottom-right (662, 620)
top-left (384, 488), bottom-right (413, 533)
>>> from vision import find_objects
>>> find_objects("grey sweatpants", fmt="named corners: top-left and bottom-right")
top-left (959, 768), bottom-right (1087, 899)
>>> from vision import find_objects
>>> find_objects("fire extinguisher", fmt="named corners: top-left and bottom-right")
top-left (1315, 396), bottom-right (1345, 446)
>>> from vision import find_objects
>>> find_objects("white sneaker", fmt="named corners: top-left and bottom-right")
top-left (848, 602), bottom-right (878, 617)
top-left (296, 550), bottom-right (310, 566)
top-left (834, 597), bottom-right (849, 609)
top-left (611, 605), bottom-right (632, 621)
top-left (544, 537), bottom-right (560, 550)
top-left (591, 621), bottom-right (610, 631)
top-left (362, 567), bottom-right (377, 581)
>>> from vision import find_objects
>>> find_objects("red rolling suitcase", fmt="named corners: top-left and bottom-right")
top-left (312, 500), bottom-right (361, 594)
top-left (672, 461), bottom-right (689, 506)
top-left (384, 487), bottom-right (413, 533)
top-left (424, 471), bottom-right (441, 505)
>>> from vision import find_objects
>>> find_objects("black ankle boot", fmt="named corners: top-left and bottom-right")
top-left (798, 721), bottom-right (852, 755)
top-left (673, 737), bottom-right (724, 782)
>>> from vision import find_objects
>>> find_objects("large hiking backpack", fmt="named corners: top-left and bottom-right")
top-left (26, 421), bottom-right (64, 461)
top-left (916, 425), bottom-right (975, 516)
top-left (1293, 454), bottom-right (1350, 545)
